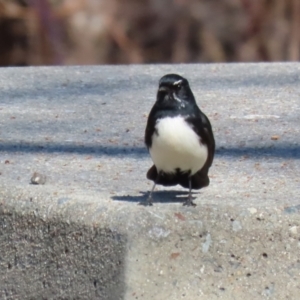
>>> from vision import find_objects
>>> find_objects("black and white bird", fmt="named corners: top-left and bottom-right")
top-left (144, 74), bottom-right (215, 206)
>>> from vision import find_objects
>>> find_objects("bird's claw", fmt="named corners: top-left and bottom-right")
top-left (139, 197), bottom-right (153, 206)
top-left (183, 198), bottom-right (196, 207)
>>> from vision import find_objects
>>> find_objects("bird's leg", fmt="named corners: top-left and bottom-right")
top-left (183, 177), bottom-right (196, 207)
top-left (146, 181), bottom-right (156, 206)
top-left (141, 172), bottom-right (161, 206)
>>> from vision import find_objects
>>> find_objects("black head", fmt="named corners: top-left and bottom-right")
top-left (156, 74), bottom-right (196, 109)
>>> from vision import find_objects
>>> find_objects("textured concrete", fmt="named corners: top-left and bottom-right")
top-left (0, 63), bottom-right (300, 299)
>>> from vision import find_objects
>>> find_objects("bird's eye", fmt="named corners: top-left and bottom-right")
top-left (173, 80), bottom-right (182, 89)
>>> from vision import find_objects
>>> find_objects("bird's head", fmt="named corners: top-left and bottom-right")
top-left (156, 74), bottom-right (195, 109)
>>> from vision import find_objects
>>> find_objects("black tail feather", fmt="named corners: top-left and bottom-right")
top-left (146, 165), bottom-right (210, 189)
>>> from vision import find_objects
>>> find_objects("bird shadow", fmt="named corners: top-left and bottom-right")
top-left (111, 190), bottom-right (198, 204)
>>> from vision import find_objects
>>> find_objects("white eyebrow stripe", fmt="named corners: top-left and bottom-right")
top-left (173, 79), bottom-right (182, 86)
top-left (173, 92), bottom-right (182, 102)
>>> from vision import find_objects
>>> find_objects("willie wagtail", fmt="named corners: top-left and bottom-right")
top-left (144, 74), bottom-right (215, 206)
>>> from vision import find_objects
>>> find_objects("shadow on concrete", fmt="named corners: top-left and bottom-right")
top-left (215, 146), bottom-right (300, 159)
top-left (1, 64), bottom-right (299, 102)
top-left (0, 211), bottom-right (127, 300)
top-left (0, 142), bottom-right (299, 159)
top-left (0, 142), bottom-right (147, 156)
top-left (195, 66), bottom-right (300, 90)
top-left (0, 68), bottom-right (153, 102)
top-left (112, 190), bottom-right (199, 204)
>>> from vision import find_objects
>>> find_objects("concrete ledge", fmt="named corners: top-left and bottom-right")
top-left (0, 63), bottom-right (300, 299)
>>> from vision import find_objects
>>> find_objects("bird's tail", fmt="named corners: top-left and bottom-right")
top-left (184, 171), bottom-right (210, 190)
top-left (147, 165), bottom-right (180, 186)
top-left (147, 165), bottom-right (210, 189)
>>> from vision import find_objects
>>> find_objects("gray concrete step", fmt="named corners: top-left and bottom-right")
top-left (0, 63), bottom-right (299, 299)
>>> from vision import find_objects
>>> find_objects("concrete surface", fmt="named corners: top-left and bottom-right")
top-left (0, 63), bottom-right (300, 299)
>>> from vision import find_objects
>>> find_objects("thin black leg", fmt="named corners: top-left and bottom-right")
top-left (140, 172), bottom-right (160, 206)
top-left (183, 177), bottom-right (196, 207)
top-left (146, 182), bottom-right (156, 206)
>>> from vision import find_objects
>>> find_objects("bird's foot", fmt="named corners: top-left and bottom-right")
top-left (183, 197), bottom-right (196, 207)
top-left (139, 196), bottom-right (153, 206)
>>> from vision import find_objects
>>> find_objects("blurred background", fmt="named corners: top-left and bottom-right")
top-left (0, 0), bottom-right (299, 66)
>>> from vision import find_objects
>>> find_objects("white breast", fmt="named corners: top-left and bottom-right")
top-left (149, 116), bottom-right (208, 175)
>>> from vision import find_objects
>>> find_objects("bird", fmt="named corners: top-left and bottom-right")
top-left (144, 74), bottom-right (215, 206)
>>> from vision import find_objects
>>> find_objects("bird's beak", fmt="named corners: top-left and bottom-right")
top-left (158, 86), bottom-right (169, 93)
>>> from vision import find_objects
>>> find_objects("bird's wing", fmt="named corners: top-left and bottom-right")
top-left (144, 105), bottom-right (159, 148)
top-left (186, 110), bottom-right (215, 168)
